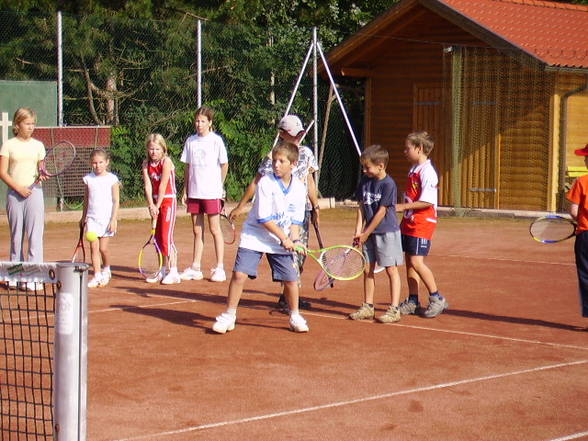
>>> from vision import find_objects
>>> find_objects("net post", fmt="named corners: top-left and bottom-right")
top-left (54, 262), bottom-right (89, 441)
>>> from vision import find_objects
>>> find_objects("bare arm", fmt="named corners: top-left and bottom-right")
top-left (570, 203), bottom-right (579, 221)
top-left (0, 155), bottom-right (32, 198)
top-left (261, 220), bottom-right (298, 252)
top-left (181, 164), bottom-right (190, 205)
top-left (109, 182), bottom-right (120, 234)
top-left (221, 162), bottom-right (228, 184)
top-left (396, 200), bottom-right (433, 212)
top-left (355, 205), bottom-right (387, 245)
top-left (228, 173), bottom-right (262, 221)
top-left (142, 161), bottom-right (157, 218)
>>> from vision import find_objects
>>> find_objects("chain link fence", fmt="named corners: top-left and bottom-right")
top-left (0, 11), bottom-right (362, 204)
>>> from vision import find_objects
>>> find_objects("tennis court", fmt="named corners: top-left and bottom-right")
top-left (3, 207), bottom-right (587, 440)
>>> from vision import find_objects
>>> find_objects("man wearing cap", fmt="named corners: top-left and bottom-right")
top-left (229, 115), bottom-right (320, 311)
top-left (566, 143), bottom-right (588, 320)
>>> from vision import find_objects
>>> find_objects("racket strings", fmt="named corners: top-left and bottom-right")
top-left (139, 245), bottom-right (162, 278)
top-left (530, 218), bottom-right (575, 242)
top-left (220, 216), bottom-right (235, 240)
top-left (320, 248), bottom-right (364, 279)
top-left (45, 143), bottom-right (76, 175)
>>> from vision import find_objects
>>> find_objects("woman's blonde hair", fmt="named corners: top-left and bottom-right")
top-left (12, 107), bottom-right (37, 136)
top-left (145, 133), bottom-right (168, 160)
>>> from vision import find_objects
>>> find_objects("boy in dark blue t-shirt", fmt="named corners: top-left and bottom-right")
top-left (350, 144), bottom-right (404, 323)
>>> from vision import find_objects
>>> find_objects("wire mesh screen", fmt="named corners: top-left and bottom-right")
top-left (0, 10), bottom-right (373, 204)
top-left (0, 274), bottom-right (55, 440)
top-left (451, 46), bottom-right (554, 210)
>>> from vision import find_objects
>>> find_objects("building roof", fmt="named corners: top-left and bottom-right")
top-left (327, 0), bottom-right (588, 71)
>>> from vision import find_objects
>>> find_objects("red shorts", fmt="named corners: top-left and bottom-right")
top-left (186, 198), bottom-right (222, 215)
top-left (155, 198), bottom-right (177, 257)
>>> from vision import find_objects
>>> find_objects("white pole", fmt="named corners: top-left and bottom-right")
top-left (57, 11), bottom-right (63, 126)
top-left (53, 263), bottom-right (88, 441)
top-left (197, 20), bottom-right (202, 107)
top-left (312, 27), bottom-right (318, 156)
top-left (316, 42), bottom-right (362, 156)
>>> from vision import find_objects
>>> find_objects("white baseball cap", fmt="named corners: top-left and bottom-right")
top-left (278, 115), bottom-right (304, 137)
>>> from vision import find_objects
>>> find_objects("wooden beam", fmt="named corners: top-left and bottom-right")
top-left (340, 67), bottom-right (372, 77)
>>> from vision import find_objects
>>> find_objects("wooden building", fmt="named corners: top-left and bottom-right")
top-left (325, 0), bottom-right (588, 211)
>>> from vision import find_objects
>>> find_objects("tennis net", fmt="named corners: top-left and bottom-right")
top-left (0, 262), bottom-right (88, 441)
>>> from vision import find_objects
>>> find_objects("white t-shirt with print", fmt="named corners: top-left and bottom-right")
top-left (83, 172), bottom-right (119, 222)
top-left (181, 132), bottom-right (228, 199)
top-left (239, 173), bottom-right (306, 255)
top-left (258, 145), bottom-right (318, 210)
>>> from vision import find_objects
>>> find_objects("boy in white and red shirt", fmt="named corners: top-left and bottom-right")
top-left (396, 131), bottom-right (448, 318)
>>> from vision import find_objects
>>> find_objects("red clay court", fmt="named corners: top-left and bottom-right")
top-left (5, 207), bottom-right (587, 441)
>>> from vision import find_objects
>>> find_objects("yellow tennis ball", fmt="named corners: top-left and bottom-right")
top-left (85, 231), bottom-right (98, 242)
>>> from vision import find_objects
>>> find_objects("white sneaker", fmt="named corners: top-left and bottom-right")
top-left (212, 312), bottom-right (236, 334)
top-left (289, 313), bottom-right (309, 333)
top-left (101, 269), bottom-right (111, 286)
top-left (210, 267), bottom-right (226, 282)
top-left (180, 267), bottom-right (204, 281)
top-left (88, 274), bottom-right (103, 288)
top-left (146, 269), bottom-right (166, 284)
top-left (161, 270), bottom-right (181, 285)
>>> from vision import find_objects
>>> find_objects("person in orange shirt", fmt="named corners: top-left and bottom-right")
top-left (566, 143), bottom-right (588, 318)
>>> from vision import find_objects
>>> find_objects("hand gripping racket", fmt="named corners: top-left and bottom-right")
top-left (138, 217), bottom-right (163, 279)
top-left (30, 140), bottom-right (76, 188)
top-left (71, 223), bottom-right (86, 263)
top-left (529, 215), bottom-right (577, 243)
top-left (297, 244), bottom-right (366, 281)
top-left (311, 218), bottom-right (335, 291)
top-left (220, 199), bottom-right (236, 245)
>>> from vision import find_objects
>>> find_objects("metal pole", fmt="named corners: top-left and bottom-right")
top-left (316, 42), bottom-right (361, 156)
top-left (197, 20), bottom-right (202, 107)
top-left (271, 40), bottom-right (314, 148)
top-left (57, 11), bottom-right (63, 126)
top-left (53, 262), bottom-right (88, 441)
top-left (312, 27), bottom-right (318, 156)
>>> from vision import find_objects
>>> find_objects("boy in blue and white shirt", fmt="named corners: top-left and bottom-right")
top-left (212, 141), bottom-right (310, 334)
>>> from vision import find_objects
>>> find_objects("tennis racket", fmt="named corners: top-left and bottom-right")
top-left (30, 140), bottom-right (76, 188)
top-left (138, 218), bottom-right (163, 279)
top-left (529, 215), bottom-right (577, 243)
top-left (71, 223), bottom-right (86, 263)
top-left (297, 244), bottom-right (366, 281)
top-left (220, 200), bottom-right (236, 245)
top-left (311, 218), bottom-right (335, 291)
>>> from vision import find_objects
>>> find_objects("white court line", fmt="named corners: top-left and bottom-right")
top-left (113, 359), bottom-right (588, 441)
top-left (89, 293), bottom-right (588, 352)
top-left (305, 311), bottom-right (588, 352)
top-left (547, 432), bottom-right (588, 441)
top-left (437, 253), bottom-right (574, 266)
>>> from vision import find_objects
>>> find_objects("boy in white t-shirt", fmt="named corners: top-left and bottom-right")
top-left (212, 141), bottom-right (310, 334)
top-left (180, 106), bottom-right (229, 283)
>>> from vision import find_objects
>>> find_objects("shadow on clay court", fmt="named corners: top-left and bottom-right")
top-left (445, 308), bottom-right (586, 332)
top-left (110, 302), bottom-right (301, 333)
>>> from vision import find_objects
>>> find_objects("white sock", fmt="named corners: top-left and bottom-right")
top-left (227, 308), bottom-right (237, 316)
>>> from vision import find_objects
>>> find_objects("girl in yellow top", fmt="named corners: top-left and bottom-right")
top-left (0, 107), bottom-right (46, 263)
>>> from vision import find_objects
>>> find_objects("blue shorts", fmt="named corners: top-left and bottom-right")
top-left (233, 247), bottom-right (299, 282)
top-left (401, 234), bottom-right (432, 256)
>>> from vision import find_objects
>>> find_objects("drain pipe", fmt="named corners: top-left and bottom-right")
top-left (559, 76), bottom-right (588, 199)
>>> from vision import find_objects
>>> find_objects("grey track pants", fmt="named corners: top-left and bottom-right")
top-left (6, 185), bottom-right (44, 262)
